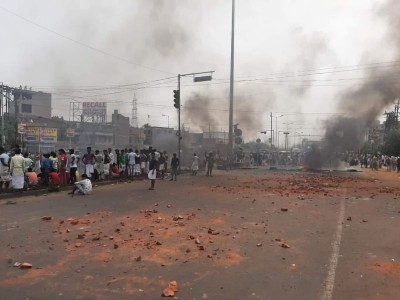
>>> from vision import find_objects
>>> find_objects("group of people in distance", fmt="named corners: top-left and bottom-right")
top-left (78, 147), bottom-right (171, 181)
top-left (0, 144), bottom-right (217, 195)
top-left (0, 146), bottom-right (91, 195)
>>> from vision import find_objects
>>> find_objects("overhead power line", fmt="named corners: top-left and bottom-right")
top-left (0, 5), bottom-right (174, 75)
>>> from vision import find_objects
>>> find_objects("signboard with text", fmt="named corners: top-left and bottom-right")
top-left (66, 128), bottom-right (75, 138)
top-left (82, 102), bottom-right (107, 117)
top-left (39, 128), bottom-right (58, 144)
top-left (24, 127), bottom-right (40, 143)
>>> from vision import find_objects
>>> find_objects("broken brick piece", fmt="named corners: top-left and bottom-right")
top-left (162, 287), bottom-right (175, 297)
top-left (20, 262), bottom-right (33, 269)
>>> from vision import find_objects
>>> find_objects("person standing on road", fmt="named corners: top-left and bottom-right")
top-left (385, 156), bottom-right (391, 172)
top-left (148, 153), bottom-right (158, 190)
top-left (115, 149), bottom-right (120, 167)
top-left (69, 149), bottom-right (79, 184)
top-left (372, 155), bottom-right (378, 171)
top-left (41, 153), bottom-right (53, 185)
top-left (10, 148), bottom-right (25, 191)
top-left (94, 150), bottom-right (104, 180)
top-left (103, 149), bottom-right (111, 180)
top-left (134, 149), bottom-right (141, 177)
top-left (58, 149), bottom-right (68, 186)
top-left (23, 152), bottom-right (33, 171)
top-left (163, 151), bottom-right (169, 174)
top-left (108, 148), bottom-right (114, 175)
top-left (140, 150), bottom-right (146, 175)
top-left (82, 147), bottom-right (96, 178)
top-left (127, 149), bottom-right (136, 178)
top-left (50, 151), bottom-right (58, 172)
top-left (119, 149), bottom-right (126, 178)
top-left (145, 150), bottom-right (150, 174)
top-left (170, 153), bottom-right (179, 181)
top-left (191, 153), bottom-right (200, 176)
top-left (397, 156), bottom-right (400, 173)
top-left (206, 152), bottom-right (214, 177)
top-left (0, 147), bottom-right (11, 192)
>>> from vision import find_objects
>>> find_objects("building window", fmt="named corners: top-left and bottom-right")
top-left (21, 104), bottom-right (32, 113)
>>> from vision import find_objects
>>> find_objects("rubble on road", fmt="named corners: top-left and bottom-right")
top-left (162, 281), bottom-right (179, 297)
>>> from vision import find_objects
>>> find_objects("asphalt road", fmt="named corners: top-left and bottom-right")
top-left (0, 168), bottom-right (399, 300)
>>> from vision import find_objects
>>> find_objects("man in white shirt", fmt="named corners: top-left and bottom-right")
top-left (69, 149), bottom-right (79, 184)
top-left (0, 147), bottom-right (11, 191)
top-left (68, 174), bottom-right (92, 196)
top-left (127, 148), bottom-right (136, 177)
top-left (108, 148), bottom-right (114, 177)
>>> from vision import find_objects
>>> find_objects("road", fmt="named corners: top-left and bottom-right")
top-left (1, 168), bottom-right (400, 300)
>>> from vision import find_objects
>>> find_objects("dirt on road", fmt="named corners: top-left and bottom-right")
top-left (0, 168), bottom-right (399, 300)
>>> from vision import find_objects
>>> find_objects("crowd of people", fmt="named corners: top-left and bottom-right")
top-left (359, 154), bottom-right (400, 171)
top-left (0, 144), bottom-right (217, 193)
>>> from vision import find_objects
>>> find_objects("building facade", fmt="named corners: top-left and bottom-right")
top-left (11, 88), bottom-right (52, 119)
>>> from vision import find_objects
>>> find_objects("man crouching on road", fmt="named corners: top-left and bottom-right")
top-left (68, 174), bottom-right (92, 197)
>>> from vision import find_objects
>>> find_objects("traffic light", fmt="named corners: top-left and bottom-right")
top-left (234, 124), bottom-right (243, 144)
top-left (173, 90), bottom-right (180, 109)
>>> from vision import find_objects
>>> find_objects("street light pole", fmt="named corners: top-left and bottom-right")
top-left (228, 0), bottom-right (235, 159)
top-left (270, 112), bottom-right (273, 147)
top-left (0, 82), bottom-right (4, 146)
top-left (274, 114), bottom-right (283, 147)
top-left (178, 74), bottom-right (181, 170)
top-left (175, 71), bottom-right (214, 171)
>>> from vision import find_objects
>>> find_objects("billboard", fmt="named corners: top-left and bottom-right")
top-left (66, 128), bottom-right (75, 138)
top-left (18, 123), bottom-right (26, 134)
top-left (24, 127), bottom-right (40, 143)
top-left (39, 128), bottom-right (58, 144)
top-left (82, 102), bottom-right (107, 117)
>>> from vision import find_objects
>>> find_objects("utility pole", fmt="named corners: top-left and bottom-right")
top-left (270, 112), bottom-right (273, 147)
top-left (131, 94), bottom-right (138, 128)
top-left (284, 132), bottom-right (289, 150)
top-left (0, 83), bottom-right (4, 146)
top-left (174, 71), bottom-right (214, 171)
top-left (395, 98), bottom-right (399, 129)
top-left (178, 74), bottom-right (181, 171)
top-left (14, 89), bottom-right (20, 146)
top-left (228, 0), bottom-right (235, 159)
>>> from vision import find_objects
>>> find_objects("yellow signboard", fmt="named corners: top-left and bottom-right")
top-left (39, 128), bottom-right (58, 144)
top-left (24, 127), bottom-right (40, 143)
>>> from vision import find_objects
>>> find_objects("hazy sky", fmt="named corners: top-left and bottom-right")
top-left (0, 0), bottom-right (397, 142)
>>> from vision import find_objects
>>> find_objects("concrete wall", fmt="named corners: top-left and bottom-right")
top-left (11, 89), bottom-right (52, 119)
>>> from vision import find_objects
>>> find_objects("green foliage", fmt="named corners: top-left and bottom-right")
top-left (382, 129), bottom-right (400, 155)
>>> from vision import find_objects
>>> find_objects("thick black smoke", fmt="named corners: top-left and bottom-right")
top-left (320, 0), bottom-right (400, 163)
top-left (183, 89), bottom-right (276, 139)
top-left (182, 93), bottom-right (220, 132)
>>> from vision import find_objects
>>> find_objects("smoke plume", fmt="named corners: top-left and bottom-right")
top-left (183, 89), bottom-right (275, 139)
top-left (182, 93), bottom-right (220, 132)
top-left (286, 29), bottom-right (330, 97)
top-left (321, 0), bottom-right (400, 162)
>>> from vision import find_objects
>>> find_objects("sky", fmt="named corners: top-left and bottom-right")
top-left (0, 0), bottom-right (398, 144)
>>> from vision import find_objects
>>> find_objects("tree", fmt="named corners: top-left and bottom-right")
top-left (382, 129), bottom-right (400, 155)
